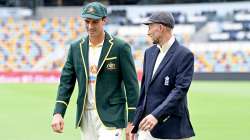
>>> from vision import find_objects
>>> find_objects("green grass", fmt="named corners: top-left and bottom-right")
top-left (0, 81), bottom-right (250, 140)
top-left (189, 81), bottom-right (250, 139)
top-left (0, 84), bottom-right (79, 140)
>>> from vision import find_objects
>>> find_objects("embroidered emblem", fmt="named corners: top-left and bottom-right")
top-left (164, 76), bottom-right (169, 86)
top-left (106, 62), bottom-right (116, 70)
top-left (87, 7), bottom-right (95, 14)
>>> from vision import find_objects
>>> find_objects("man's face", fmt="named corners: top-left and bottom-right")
top-left (147, 23), bottom-right (161, 44)
top-left (84, 18), bottom-right (106, 38)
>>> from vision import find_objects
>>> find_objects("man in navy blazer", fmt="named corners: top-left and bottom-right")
top-left (131, 11), bottom-right (195, 140)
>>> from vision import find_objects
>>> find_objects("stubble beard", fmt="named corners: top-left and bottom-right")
top-left (153, 39), bottom-right (159, 45)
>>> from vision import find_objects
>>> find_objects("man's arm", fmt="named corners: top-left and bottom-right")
top-left (51, 45), bottom-right (76, 133)
top-left (132, 50), bottom-right (147, 127)
top-left (119, 42), bottom-right (139, 122)
top-left (119, 42), bottom-right (139, 140)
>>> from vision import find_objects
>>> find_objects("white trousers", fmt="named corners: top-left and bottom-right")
top-left (137, 130), bottom-right (192, 140)
top-left (80, 110), bottom-right (125, 140)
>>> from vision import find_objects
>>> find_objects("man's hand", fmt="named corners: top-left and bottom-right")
top-left (139, 114), bottom-right (158, 131)
top-left (51, 113), bottom-right (64, 133)
top-left (126, 122), bottom-right (134, 140)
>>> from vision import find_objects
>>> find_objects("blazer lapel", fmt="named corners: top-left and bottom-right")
top-left (79, 37), bottom-right (89, 76)
top-left (150, 41), bottom-right (178, 84)
top-left (146, 46), bottom-right (159, 88)
top-left (97, 32), bottom-right (114, 75)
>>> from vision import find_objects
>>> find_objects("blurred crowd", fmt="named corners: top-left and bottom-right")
top-left (0, 12), bottom-right (250, 72)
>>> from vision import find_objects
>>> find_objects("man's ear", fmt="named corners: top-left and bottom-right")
top-left (102, 17), bottom-right (108, 23)
top-left (161, 24), bottom-right (170, 32)
top-left (159, 24), bottom-right (165, 32)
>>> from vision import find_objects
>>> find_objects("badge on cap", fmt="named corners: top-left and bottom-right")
top-left (87, 7), bottom-right (95, 14)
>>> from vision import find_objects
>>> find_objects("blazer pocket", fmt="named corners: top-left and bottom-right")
top-left (109, 97), bottom-right (126, 105)
top-left (105, 57), bottom-right (117, 61)
top-left (162, 116), bottom-right (170, 123)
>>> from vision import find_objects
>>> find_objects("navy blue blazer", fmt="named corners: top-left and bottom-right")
top-left (132, 40), bottom-right (195, 139)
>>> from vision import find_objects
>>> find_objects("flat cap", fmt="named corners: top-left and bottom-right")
top-left (81, 2), bottom-right (107, 20)
top-left (143, 11), bottom-right (175, 28)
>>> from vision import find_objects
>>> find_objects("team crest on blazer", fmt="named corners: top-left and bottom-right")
top-left (106, 62), bottom-right (116, 70)
top-left (164, 76), bottom-right (169, 86)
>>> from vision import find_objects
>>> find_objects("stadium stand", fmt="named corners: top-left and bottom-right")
top-left (0, 16), bottom-right (85, 72)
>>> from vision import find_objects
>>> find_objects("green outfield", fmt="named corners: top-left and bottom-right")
top-left (0, 81), bottom-right (250, 140)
